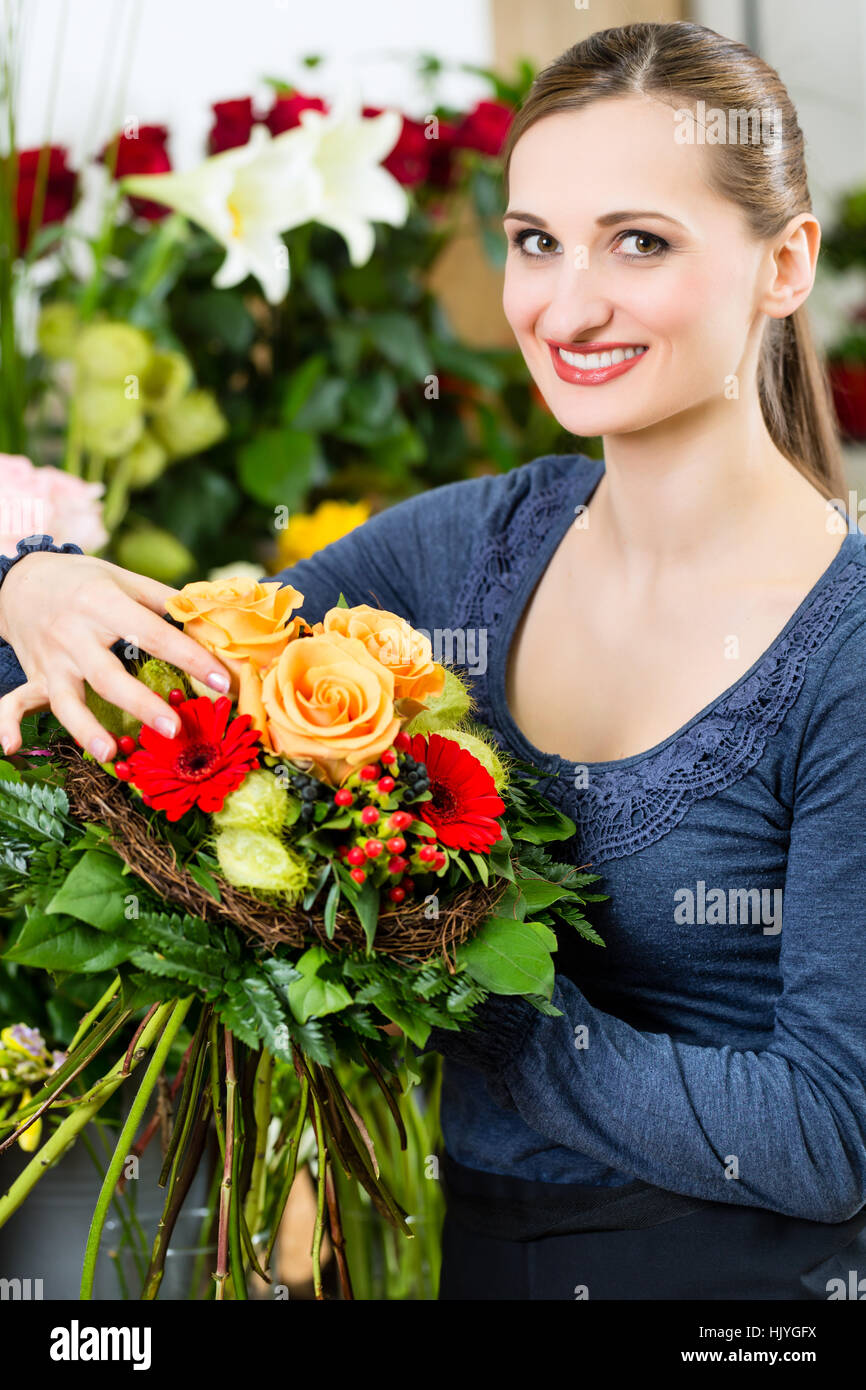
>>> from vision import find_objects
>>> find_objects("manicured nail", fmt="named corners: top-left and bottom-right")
top-left (1, 736), bottom-right (11, 754)
top-left (155, 717), bottom-right (178, 738)
top-left (89, 738), bottom-right (112, 762)
top-left (207, 671), bottom-right (230, 693)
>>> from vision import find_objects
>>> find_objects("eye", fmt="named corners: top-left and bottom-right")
top-left (510, 228), bottom-right (562, 259)
top-left (614, 229), bottom-right (670, 262)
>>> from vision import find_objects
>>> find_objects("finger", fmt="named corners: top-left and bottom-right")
top-left (106, 563), bottom-right (183, 615)
top-left (0, 679), bottom-right (49, 755)
top-left (122, 607), bottom-right (233, 695)
top-left (84, 649), bottom-right (185, 740)
top-left (46, 674), bottom-right (127, 764)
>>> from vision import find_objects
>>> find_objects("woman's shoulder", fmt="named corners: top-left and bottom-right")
top-left (406, 450), bottom-right (602, 524)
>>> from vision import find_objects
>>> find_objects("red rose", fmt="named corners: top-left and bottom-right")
top-left (101, 125), bottom-right (172, 221)
top-left (426, 118), bottom-right (460, 189)
top-left (362, 105), bottom-right (432, 187)
top-left (208, 98), bottom-right (256, 154)
top-left (15, 146), bottom-right (77, 253)
top-left (264, 93), bottom-right (328, 136)
top-left (452, 99), bottom-right (513, 158)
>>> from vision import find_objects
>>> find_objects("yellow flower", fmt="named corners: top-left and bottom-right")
top-left (274, 499), bottom-right (370, 568)
top-left (16, 1090), bottom-right (41, 1152)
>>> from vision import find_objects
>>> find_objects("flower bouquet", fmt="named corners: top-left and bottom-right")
top-left (0, 576), bottom-right (606, 1299)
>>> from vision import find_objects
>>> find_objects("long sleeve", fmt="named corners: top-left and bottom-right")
top-left (426, 615), bottom-right (866, 1225)
top-left (265, 469), bottom-right (511, 628)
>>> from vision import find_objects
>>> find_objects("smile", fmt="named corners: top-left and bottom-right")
top-left (547, 341), bottom-right (649, 385)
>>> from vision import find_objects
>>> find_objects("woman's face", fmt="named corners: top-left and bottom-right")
top-left (502, 95), bottom-right (779, 439)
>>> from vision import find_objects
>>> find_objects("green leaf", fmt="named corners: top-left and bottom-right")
top-left (127, 911), bottom-right (229, 994)
top-left (280, 353), bottom-right (328, 423)
top-left (323, 879), bottom-right (340, 940)
top-left (188, 858), bottom-right (222, 902)
top-left (5, 912), bottom-right (135, 973)
top-left (45, 849), bottom-right (134, 932)
top-left (468, 850), bottom-right (489, 886)
top-left (516, 878), bottom-right (575, 913)
top-left (236, 428), bottom-right (322, 508)
top-left (287, 945), bottom-right (353, 1024)
top-left (0, 777), bottom-right (69, 844)
top-left (374, 995), bottom-right (431, 1050)
top-left (222, 973), bottom-right (292, 1058)
top-left (364, 312), bottom-right (433, 378)
top-left (457, 916), bottom-right (556, 999)
top-left (344, 873), bottom-right (380, 952)
top-left (523, 920), bottom-right (559, 951)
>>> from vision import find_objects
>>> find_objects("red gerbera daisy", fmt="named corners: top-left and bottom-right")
top-left (408, 732), bottom-right (505, 854)
top-left (125, 695), bottom-right (261, 822)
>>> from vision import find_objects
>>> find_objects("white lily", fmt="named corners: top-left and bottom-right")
top-left (119, 90), bottom-right (409, 305)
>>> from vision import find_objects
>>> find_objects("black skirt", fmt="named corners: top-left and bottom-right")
top-left (437, 1150), bottom-right (866, 1300)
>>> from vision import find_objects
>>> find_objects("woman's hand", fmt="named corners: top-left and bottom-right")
top-left (0, 551), bottom-right (233, 761)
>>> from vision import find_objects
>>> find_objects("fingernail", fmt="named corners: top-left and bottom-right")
top-left (1, 736), bottom-right (11, 754)
top-left (207, 671), bottom-right (230, 693)
top-left (89, 738), bottom-right (112, 762)
top-left (155, 717), bottom-right (178, 738)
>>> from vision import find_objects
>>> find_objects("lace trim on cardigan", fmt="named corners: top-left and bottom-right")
top-left (453, 478), bottom-right (866, 863)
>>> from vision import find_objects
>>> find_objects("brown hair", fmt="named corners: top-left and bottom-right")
top-left (501, 21), bottom-right (846, 502)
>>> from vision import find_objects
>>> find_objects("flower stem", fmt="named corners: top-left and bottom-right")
top-left (243, 1048), bottom-right (273, 1241)
top-left (310, 1092), bottom-right (327, 1300)
top-left (79, 997), bottom-right (193, 1299)
top-left (0, 1000), bottom-right (172, 1231)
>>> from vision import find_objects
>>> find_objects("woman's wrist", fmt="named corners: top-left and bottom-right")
top-left (0, 535), bottom-right (84, 643)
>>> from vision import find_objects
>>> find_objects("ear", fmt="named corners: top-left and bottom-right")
top-left (759, 213), bottom-right (822, 320)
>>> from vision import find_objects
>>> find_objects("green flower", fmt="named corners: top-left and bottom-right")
top-left (74, 322), bottom-right (154, 383)
top-left (37, 302), bottom-right (79, 360)
top-left (115, 524), bottom-right (195, 583)
top-left (151, 389), bottom-right (228, 459)
top-left (213, 769), bottom-right (295, 835)
top-left (404, 667), bottom-right (473, 735)
top-left (214, 828), bottom-right (309, 902)
top-left (435, 725), bottom-right (509, 793)
top-left (77, 385), bottom-right (144, 457)
top-left (136, 658), bottom-right (189, 703)
top-left (141, 350), bottom-right (194, 414)
top-left (120, 431), bottom-right (169, 489)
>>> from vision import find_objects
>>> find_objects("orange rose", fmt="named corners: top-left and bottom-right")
top-left (261, 630), bottom-right (400, 786)
top-left (165, 576), bottom-right (308, 733)
top-left (321, 604), bottom-right (444, 718)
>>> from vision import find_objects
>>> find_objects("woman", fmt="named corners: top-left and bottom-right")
top-left (1, 21), bottom-right (865, 1300)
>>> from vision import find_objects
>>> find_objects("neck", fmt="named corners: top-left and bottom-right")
top-left (590, 392), bottom-right (821, 585)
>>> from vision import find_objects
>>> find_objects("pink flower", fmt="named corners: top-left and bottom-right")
top-left (0, 455), bottom-right (108, 557)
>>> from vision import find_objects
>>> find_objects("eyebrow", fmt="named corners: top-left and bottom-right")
top-left (503, 209), bottom-right (688, 231)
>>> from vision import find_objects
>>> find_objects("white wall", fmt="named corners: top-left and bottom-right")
top-left (692, 0), bottom-right (866, 223)
top-left (13, 0), bottom-right (494, 169)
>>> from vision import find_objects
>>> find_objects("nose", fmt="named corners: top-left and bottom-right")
top-left (538, 254), bottom-right (615, 343)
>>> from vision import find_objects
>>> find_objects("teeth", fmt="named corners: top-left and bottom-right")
top-left (558, 345), bottom-right (647, 369)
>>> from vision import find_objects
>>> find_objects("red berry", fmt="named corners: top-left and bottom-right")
top-left (364, 838), bottom-right (384, 858)
top-left (360, 805), bottom-right (380, 825)
top-left (350, 867), bottom-right (366, 884)
top-left (418, 845), bottom-right (437, 862)
top-left (347, 846), bottom-right (366, 866)
top-left (117, 734), bottom-right (137, 755)
top-left (114, 761), bottom-right (132, 780)
top-left (337, 844), bottom-right (348, 858)
top-left (403, 877), bottom-right (415, 893)
top-left (388, 811), bottom-right (412, 831)
top-left (360, 763), bottom-right (380, 781)
top-left (387, 856), bottom-right (408, 875)
top-left (395, 731), bottom-right (411, 752)
top-left (386, 836), bottom-right (406, 854)
top-left (433, 852), bottom-right (447, 870)
top-left (334, 789), bottom-right (353, 806)
top-left (377, 776), bottom-right (395, 793)
top-left (380, 749), bottom-right (397, 765)
top-left (388, 886), bottom-right (406, 903)
top-left (168, 688), bottom-right (185, 707)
